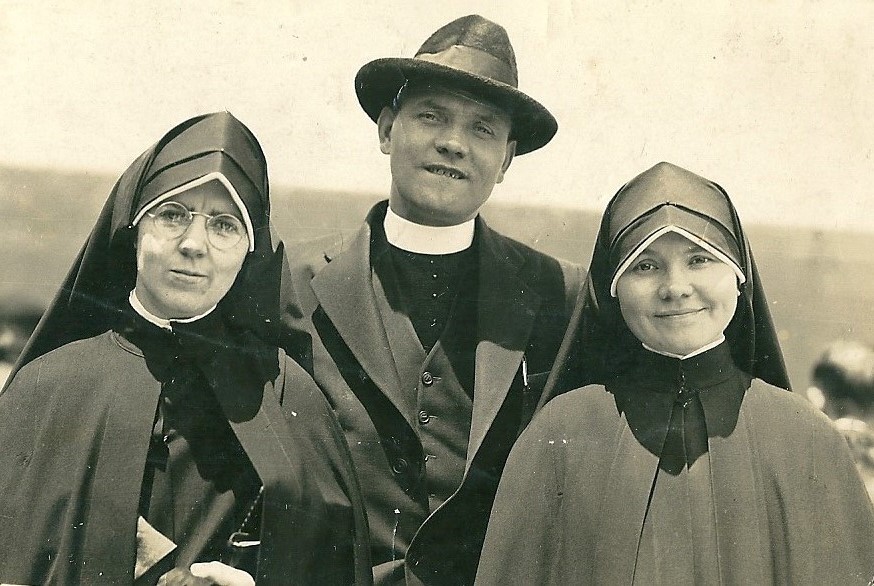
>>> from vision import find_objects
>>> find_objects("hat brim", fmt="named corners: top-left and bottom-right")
top-left (355, 57), bottom-right (558, 155)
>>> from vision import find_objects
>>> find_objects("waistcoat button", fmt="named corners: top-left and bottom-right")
top-left (418, 410), bottom-right (431, 425)
top-left (391, 458), bottom-right (409, 474)
top-left (421, 371), bottom-right (434, 386)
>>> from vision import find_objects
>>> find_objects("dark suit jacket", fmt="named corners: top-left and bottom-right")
top-left (281, 201), bottom-right (583, 585)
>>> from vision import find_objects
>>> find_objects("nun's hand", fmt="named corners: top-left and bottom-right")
top-left (156, 567), bottom-right (214, 585)
top-left (190, 561), bottom-right (255, 586)
top-left (156, 563), bottom-right (254, 586)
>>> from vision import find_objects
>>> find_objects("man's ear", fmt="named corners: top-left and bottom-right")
top-left (377, 107), bottom-right (396, 155)
top-left (496, 140), bottom-right (517, 184)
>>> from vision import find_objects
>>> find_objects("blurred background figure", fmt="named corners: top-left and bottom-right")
top-left (807, 339), bottom-right (874, 500)
top-left (0, 297), bottom-right (44, 386)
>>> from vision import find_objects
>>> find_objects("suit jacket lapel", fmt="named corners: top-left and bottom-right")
top-left (311, 220), bottom-right (409, 421)
top-left (467, 221), bottom-right (542, 468)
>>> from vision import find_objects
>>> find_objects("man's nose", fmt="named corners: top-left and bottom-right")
top-left (434, 125), bottom-right (469, 158)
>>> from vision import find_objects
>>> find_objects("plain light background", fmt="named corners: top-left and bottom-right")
top-left (1, 0), bottom-right (872, 231)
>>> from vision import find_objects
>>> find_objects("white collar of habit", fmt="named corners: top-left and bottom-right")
top-left (384, 206), bottom-right (475, 255)
top-left (128, 290), bottom-right (217, 331)
top-left (642, 335), bottom-right (726, 360)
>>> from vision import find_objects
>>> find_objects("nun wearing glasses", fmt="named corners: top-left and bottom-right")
top-left (475, 163), bottom-right (874, 585)
top-left (0, 112), bottom-right (371, 585)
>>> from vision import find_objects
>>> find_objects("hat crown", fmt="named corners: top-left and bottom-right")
top-left (415, 15), bottom-right (518, 87)
top-left (354, 14), bottom-right (557, 153)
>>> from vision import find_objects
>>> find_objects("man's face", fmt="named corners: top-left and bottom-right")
top-left (377, 86), bottom-right (516, 226)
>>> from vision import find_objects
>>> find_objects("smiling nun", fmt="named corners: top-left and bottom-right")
top-left (0, 113), bottom-right (371, 585)
top-left (474, 163), bottom-right (874, 585)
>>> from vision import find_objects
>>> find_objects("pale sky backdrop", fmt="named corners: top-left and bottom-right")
top-left (1, 1), bottom-right (872, 230)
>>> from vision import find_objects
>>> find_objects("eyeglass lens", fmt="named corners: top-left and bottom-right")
top-left (150, 202), bottom-right (246, 249)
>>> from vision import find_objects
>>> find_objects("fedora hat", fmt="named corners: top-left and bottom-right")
top-left (355, 14), bottom-right (557, 155)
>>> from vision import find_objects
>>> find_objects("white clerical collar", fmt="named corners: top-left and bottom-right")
top-left (384, 206), bottom-right (475, 255)
top-left (643, 335), bottom-right (726, 360)
top-left (128, 290), bottom-right (216, 331)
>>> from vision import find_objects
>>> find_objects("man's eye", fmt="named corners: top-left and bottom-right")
top-left (418, 111), bottom-right (440, 121)
top-left (475, 124), bottom-right (495, 136)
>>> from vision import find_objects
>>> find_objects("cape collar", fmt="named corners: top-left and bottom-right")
top-left (620, 341), bottom-right (742, 393)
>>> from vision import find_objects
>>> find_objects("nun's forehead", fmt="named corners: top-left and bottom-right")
top-left (609, 225), bottom-right (747, 297)
top-left (135, 174), bottom-right (243, 215)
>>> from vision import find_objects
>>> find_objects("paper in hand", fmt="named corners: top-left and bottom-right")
top-left (135, 516), bottom-right (177, 580)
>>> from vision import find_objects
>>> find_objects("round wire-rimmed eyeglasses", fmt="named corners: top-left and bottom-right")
top-left (145, 201), bottom-right (247, 250)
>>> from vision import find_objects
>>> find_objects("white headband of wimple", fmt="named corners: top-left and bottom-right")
top-left (130, 172), bottom-right (255, 252)
top-left (609, 224), bottom-right (746, 297)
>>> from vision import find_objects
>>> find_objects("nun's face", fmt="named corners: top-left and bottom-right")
top-left (134, 183), bottom-right (248, 319)
top-left (615, 231), bottom-right (739, 356)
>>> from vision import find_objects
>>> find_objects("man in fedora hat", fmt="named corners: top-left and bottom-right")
top-left (281, 14), bottom-right (582, 585)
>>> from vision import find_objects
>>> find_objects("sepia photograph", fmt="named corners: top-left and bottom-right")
top-left (1, 1), bottom-right (873, 584)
